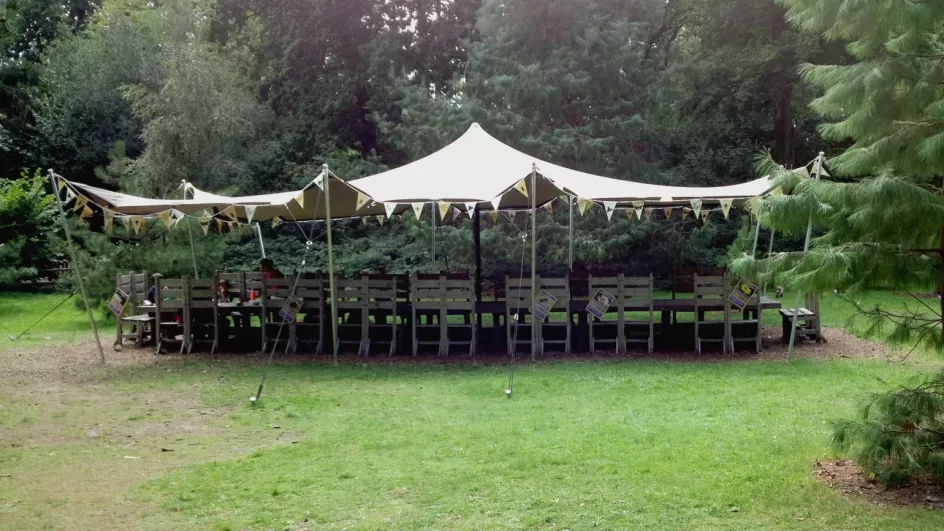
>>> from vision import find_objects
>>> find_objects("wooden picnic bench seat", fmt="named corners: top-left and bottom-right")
top-left (780, 294), bottom-right (821, 342)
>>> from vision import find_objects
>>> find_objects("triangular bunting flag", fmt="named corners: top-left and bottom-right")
top-left (411, 202), bottom-right (424, 219)
top-left (817, 158), bottom-right (830, 177)
top-left (376, 215), bottom-right (385, 225)
top-left (245, 205), bottom-right (257, 224)
top-left (643, 207), bottom-right (653, 220)
top-left (200, 219), bottom-right (210, 235)
top-left (314, 174), bottom-right (325, 190)
top-left (56, 178), bottom-right (66, 192)
top-left (770, 187), bottom-right (784, 196)
top-left (294, 191), bottom-right (305, 209)
top-left (543, 201), bottom-right (554, 215)
top-left (690, 199), bottom-right (703, 219)
top-left (663, 206), bottom-right (673, 219)
top-left (632, 200), bottom-right (644, 220)
top-left (218, 206), bottom-right (236, 222)
top-left (72, 195), bottom-right (88, 212)
top-left (701, 210), bottom-right (711, 223)
top-left (157, 210), bottom-right (172, 229)
top-left (64, 188), bottom-right (76, 205)
top-left (80, 205), bottom-right (93, 219)
top-left (131, 217), bottom-right (145, 234)
top-left (362, 216), bottom-right (369, 226)
top-left (793, 166), bottom-right (810, 178)
top-left (682, 208), bottom-right (690, 221)
top-left (464, 202), bottom-right (477, 218)
top-left (438, 202), bottom-right (451, 221)
top-left (514, 179), bottom-right (528, 198)
top-left (603, 201), bottom-right (617, 221)
top-left (272, 217), bottom-right (283, 228)
top-left (626, 209), bottom-right (634, 222)
top-left (491, 196), bottom-right (502, 212)
top-left (578, 198), bottom-right (593, 217)
top-left (384, 203), bottom-right (397, 219)
top-left (356, 192), bottom-right (371, 211)
top-left (720, 199), bottom-right (733, 219)
top-left (121, 216), bottom-right (131, 232)
top-left (489, 211), bottom-right (499, 224)
top-left (216, 219), bottom-right (224, 233)
top-left (104, 211), bottom-right (114, 233)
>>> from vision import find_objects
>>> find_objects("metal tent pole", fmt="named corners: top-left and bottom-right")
top-left (431, 200), bottom-right (437, 264)
top-left (323, 165), bottom-right (340, 364)
top-left (751, 208), bottom-right (763, 258)
top-left (787, 152), bottom-right (823, 363)
top-left (256, 223), bottom-right (266, 259)
top-left (568, 196), bottom-right (574, 270)
top-left (48, 170), bottom-right (105, 364)
top-left (181, 180), bottom-right (199, 278)
top-left (762, 228), bottom-right (776, 297)
top-left (530, 163), bottom-right (538, 361)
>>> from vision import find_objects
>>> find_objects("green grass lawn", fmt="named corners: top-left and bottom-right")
top-left (0, 291), bottom-right (109, 349)
top-left (1, 290), bottom-right (943, 529)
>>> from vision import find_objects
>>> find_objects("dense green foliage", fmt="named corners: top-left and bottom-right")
top-left (0, 172), bottom-right (58, 285)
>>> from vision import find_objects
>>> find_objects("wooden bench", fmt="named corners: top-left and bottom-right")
top-left (780, 296), bottom-right (821, 342)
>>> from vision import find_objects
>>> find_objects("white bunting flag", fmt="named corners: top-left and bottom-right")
top-left (578, 198), bottom-right (593, 217)
top-left (314, 174), bottom-right (325, 190)
top-left (157, 210), bottom-right (172, 229)
top-left (356, 192), bottom-right (371, 211)
top-left (438, 202), bottom-right (451, 221)
top-left (376, 215), bottom-right (385, 225)
top-left (643, 207), bottom-right (653, 220)
top-left (720, 199), bottom-right (733, 219)
top-left (464, 202), bottom-right (477, 218)
top-left (603, 201), bottom-right (617, 221)
top-left (244, 206), bottom-right (257, 224)
top-left (491, 196), bottom-right (502, 212)
top-left (272, 216), bottom-right (283, 228)
top-left (632, 200), bottom-right (644, 220)
top-left (121, 216), bottom-right (131, 232)
top-left (384, 202), bottom-right (397, 219)
top-left (514, 179), bottom-right (528, 198)
top-left (64, 188), bottom-right (76, 205)
top-left (411, 202), bottom-right (424, 219)
top-left (362, 217), bottom-right (369, 226)
top-left (200, 219), bottom-right (210, 235)
top-left (690, 199), bottom-right (703, 219)
top-left (104, 211), bottom-right (114, 233)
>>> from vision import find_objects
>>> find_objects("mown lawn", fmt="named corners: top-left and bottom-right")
top-left (0, 291), bottom-right (108, 349)
top-left (0, 290), bottom-right (943, 529)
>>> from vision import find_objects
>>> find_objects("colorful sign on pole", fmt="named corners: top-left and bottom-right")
top-left (278, 295), bottom-right (303, 323)
top-left (728, 279), bottom-right (759, 310)
top-left (108, 289), bottom-right (129, 317)
top-left (532, 289), bottom-right (558, 322)
top-left (586, 288), bottom-right (614, 320)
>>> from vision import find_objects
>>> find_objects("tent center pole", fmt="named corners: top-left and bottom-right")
top-left (324, 165), bottom-right (340, 363)
top-left (568, 196), bottom-right (574, 271)
top-left (431, 200), bottom-right (437, 266)
top-left (787, 152), bottom-right (823, 363)
top-left (48, 170), bottom-right (105, 365)
top-left (256, 223), bottom-right (266, 259)
top-left (181, 180), bottom-right (199, 278)
top-left (530, 163), bottom-right (538, 362)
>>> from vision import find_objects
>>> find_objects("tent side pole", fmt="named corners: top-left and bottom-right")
top-left (48, 170), bottom-right (105, 365)
top-left (256, 223), bottom-right (266, 259)
top-left (568, 196), bottom-right (574, 271)
top-left (324, 165), bottom-right (340, 364)
top-left (431, 200), bottom-right (437, 266)
top-left (181, 180), bottom-right (199, 278)
top-left (473, 206), bottom-right (482, 303)
top-left (530, 164), bottom-right (538, 362)
top-left (751, 209), bottom-right (762, 258)
top-left (787, 152), bottom-right (823, 363)
top-left (762, 229), bottom-right (776, 296)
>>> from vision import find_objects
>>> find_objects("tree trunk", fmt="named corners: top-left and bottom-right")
top-left (772, 76), bottom-right (795, 168)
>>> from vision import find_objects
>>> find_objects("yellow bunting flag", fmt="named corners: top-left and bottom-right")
top-left (643, 207), bottom-right (653, 220)
top-left (489, 211), bottom-right (499, 224)
top-left (663, 206), bottom-right (673, 219)
top-left (57, 178), bottom-right (66, 192)
top-left (438, 202), bottom-right (451, 221)
top-left (384, 203), bottom-right (397, 218)
top-left (681, 208), bottom-right (690, 221)
top-left (157, 210), bottom-right (172, 229)
top-left (294, 191), bottom-right (305, 209)
top-left (104, 211), bottom-right (114, 233)
top-left (701, 210), bottom-right (711, 224)
top-left (603, 201), bottom-right (617, 221)
top-left (220, 206), bottom-right (238, 222)
top-left (577, 198), bottom-right (593, 217)
top-left (690, 198), bottom-right (703, 219)
top-left (356, 192), bottom-right (371, 211)
top-left (720, 199), bottom-right (733, 219)
top-left (72, 195), bottom-right (88, 212)
top-left (272, 216), bottom-right (283, 228)
top-left (626, 208), bottom-right (634, 222)
top-left (216, 219), bottom-right (224, 233)
top-left (514, 178), bottom-right (528, 198)
top-left (632, 200), bottom-right (644, 220)
top-left (131, 217), bottom-right (145, 234)
top-left (770, 186), bottom-right (783, 197)
top-left (200, 219), bottom-right (210, 235)
top-left (793, 166), bottom-right (810, 178)
top-left (80, 205), bottom-right (93, 219)
top-left (411, 202), bottom-right (424, 219)
top-left (121, 216), bottom-right (131, 232)
top-left (376, 215), bottom-right (385, 225)
top-left (543, 201), bottom-right (554, 215)
top-left (747, 196), bottom-right (763, 217)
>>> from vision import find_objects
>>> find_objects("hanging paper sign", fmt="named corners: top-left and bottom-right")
top-left (489, 210), bottom-right (499, 223)
top-left (200, 219), bottom-right (210, 235)
top-left (72, 195), bottom-right (88, 212)
top-left (376, 215), bottom-right (385, 225)
top-left (244, 205), bottom-right (257, 224)
top-left (107, 289), bottom-right (129, 317)
top-left (727, 280), bottom-right (759, 310)
top-left (720, 198), bottom-right (733, 219)
top-left (104, 211), bottom-right (114, 233)
top-left (411, 202), bottom-right (424, 219)
top-left (271, 216), bottom-right (283, 228)
top-left (577, 198), bottom-right (593, 217)
top-left (532, 289), bottom-right (558, 322)
top-left (586, 288), bottom-right (614, 320)
top-left (356, 191), bottom-right (371, 211)
top-left (80, 205), bottom-right (94, 219)
top-left (514, 178), bottom-right (529, 198)
top-left (157, 210), bottom-right (172, 229)
top-left (384, 203), bottom-right (398, 218)
top-left (438, 201), bottom-right (451, 221)
top-left (121, 216), bottom-right (131, 232)
top-left (632, 200), bottom-right (644, 219)
top-left (690, 198), bottom-right (703, 219)
top-left (464, 202), bottom-right (477, 218)
top-left (278, 294), bottom-right (303, 323)
top-left (643, 207), bottom-right (653, 220)
top-left (131, 217), bottom-right (146, 234)
top-left (663, 206), bottom-right (673, 219)
top-left (603, 201), bottom-right (616, 221)
top-left (294, 191), bottom-right (305, 208)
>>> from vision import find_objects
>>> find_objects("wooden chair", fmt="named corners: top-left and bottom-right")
top-left (540, 277), bottom-right (571, 354)
top-left (780, 293), bottom-right (821, 342)
top-left (505, 276), bottom-right (536, 355)
top-left (366, 275), bottom-right (401, 356)
top-left (153, 275), bottom-right (188, 354)
top-left (728, 279), bottom-right (763, 352)
top-left (218, 272), bottom-right (246, 301)
top-left (293, 276), bottom-right (325, 354)
top-left (244, 272), bottom-right (267, 351)
top-left (505, 276), bottom-right (570, 355)
top-left (623, 274), bottom-right (655, 354)
top-left (694, 273), bottom-right (728, 354)
top-left (443, 274), bottom-right (476, 355)
top-left (115, 271), bottom-right (153, 348)
top-left (263, 277), bottom-right (294, 353)
top-left (188, 275), bottom-right (219, 354)
top-left (335, 276), bottom-right (370, 355)
top-left (588, 274), bottom-right (622, 354)
top-left (411, 274), bottom-right (477, 356)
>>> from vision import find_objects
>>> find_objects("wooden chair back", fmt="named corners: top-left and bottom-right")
top-left (623, 275), bottom-right (654, 309)
top-left (218, 272), bottom-right (246, 300)
top-left (189, 276), bottom-right (217, 309)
